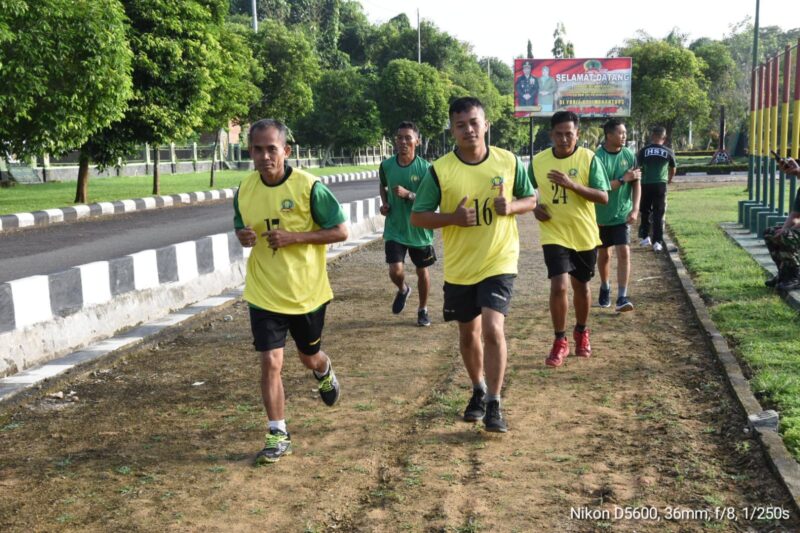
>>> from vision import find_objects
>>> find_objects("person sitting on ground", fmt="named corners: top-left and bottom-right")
top-left (764, 157), bottom-right (800, 291)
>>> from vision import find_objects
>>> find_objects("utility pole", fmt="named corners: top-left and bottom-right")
top-left (487, 59), bottom-right (492, 146)
top-left (417, 9), bottom-right (421, 63)
top-left (252, 0), bottom-right (258, 32)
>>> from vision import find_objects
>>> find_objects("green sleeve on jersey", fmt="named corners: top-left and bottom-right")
top-left (233, 188), bottom-right (244, 230)
top-left (528, 161), bottom-right (538, 189)
top-left (379, 162), bottom-right (387, 187)
top-left (513, 157), bottom-right (535, 197)
top-left (311, 182), bottom-right (347, 228)
top-left (588, 157), bottom-right (611, 191)
top-left (411, 167), bottom-right (441, 212)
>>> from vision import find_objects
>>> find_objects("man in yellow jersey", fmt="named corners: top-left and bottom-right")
top-left (531, 111), bottom-right (610, 368)
top-left (411, 97), bottom-right (536, 433)
top-left (379, 121), bottom-right (436, 326)
top-left (233, 119), bottom-right (348, 464)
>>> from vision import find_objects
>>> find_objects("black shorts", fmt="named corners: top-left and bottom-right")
top-left (249, 304), bottom-right (327, 355)
top-left (385, 240), bottom-right (436, 268)
top-left (443, 274), bottom-right (515, 323)
top-left (598, 223), bottom-right (631, 248)
top-left (542, 244), bottom-right (597, 282)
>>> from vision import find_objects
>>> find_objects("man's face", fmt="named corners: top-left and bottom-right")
top-left (550, 120), bottom-right (579, 156)
top-left (450, 106), bottom-right (488, 151)
top-left (606, 124), bottom-right (627, 149)
top-left (394, 128), bottom-right (419, 157)
top-left (250, 126), bottom-right (291, 181)
top-left (523, 63), bottom-right (531, 77)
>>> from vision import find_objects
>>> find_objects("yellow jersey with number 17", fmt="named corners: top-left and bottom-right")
top-left (424, 148), bottom-right (531, 285)
top-left (531, 147), bottom-right (609, 252)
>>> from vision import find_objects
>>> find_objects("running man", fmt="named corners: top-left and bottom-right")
top-left (594, 119), bottom-right (641, 312)
top-left (411, 97), bottom-right (536, 433)
top-left (379, 121), bottom-right (436, 326)
top-left (637, 126), bottom-right (677, 252)
top-left (234, 119), bottom-right (348, 464)
top-left (531, 111), bottom-right (610, 368)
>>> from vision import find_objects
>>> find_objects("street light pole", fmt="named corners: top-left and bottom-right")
top-left (252, 0), bottom-right (258, 32)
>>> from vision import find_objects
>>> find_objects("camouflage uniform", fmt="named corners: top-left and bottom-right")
top-left (764, 225), bottom-right (800, 275)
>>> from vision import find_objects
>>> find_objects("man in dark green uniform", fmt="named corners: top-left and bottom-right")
top-left (379, 122), bottom-right (436, 326)
top-left (637, 126), bottom-right (676, 252)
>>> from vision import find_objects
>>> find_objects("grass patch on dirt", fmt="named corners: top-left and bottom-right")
top-left (0, 164), bottom-right (377, 215)
top-left (668, 184), bottom-right (800, 458)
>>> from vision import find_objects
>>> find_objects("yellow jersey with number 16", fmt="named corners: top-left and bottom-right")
top-left (427, 148), bottom-right (530, 285)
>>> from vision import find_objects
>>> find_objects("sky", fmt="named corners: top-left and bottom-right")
top-left (359, 0), bottom-right (792, 66)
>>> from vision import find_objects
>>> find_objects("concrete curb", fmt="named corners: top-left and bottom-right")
top-left (0, 196), bottom-right (384, 379)
top-left (663, 228), bottom-right (800, 514)
top-left (0, 169), bottom-right (378, 233)
top-left (0, 230), bottom-right (384, 403)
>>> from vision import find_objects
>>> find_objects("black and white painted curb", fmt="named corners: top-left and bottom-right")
top-left (0, 169), bottom-right (378, 232)
top-left (0, 196), bottom-right (383, 380)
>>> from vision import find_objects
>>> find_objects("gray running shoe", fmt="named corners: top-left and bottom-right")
top-left (615, 296), bottom-right (634, 312)
top-left (255, 429), bottom-right (292, 464)
top-left (484, 400), bottom-right (507, 433)
top-left (417, 308), bottom-right (431, 327)
top-left (598, 285), bottom-right (611, 308)
top-left (463, 389), bottom-right (486, 422)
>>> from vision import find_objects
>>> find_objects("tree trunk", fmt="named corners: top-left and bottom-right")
top-left (74, 147), bottom-right (90, 204)
top-left (152, 145), bottom-right (160, 195)
top-left (210, 130), bottom-right (219, 188)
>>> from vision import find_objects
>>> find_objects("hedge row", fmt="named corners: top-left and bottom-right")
top-left (675, 163), bottom-right (748, 175)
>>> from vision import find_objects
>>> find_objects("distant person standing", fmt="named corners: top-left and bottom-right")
top-left (515, 60), bottom-right (539, 108)
top-left (764, 157), bottom-right (800, 291)
top-left (234, 119), bottom-right (348, 464)
top-left (531, 111), bottom-right (610, 368)
top-left (411, 97), bottom-right (536, 433)
top-left (379, 121), bottom-right (436, 326)
top-left (637, 126), bottom-right (677, 252)
top-left (594, 119), bottom-right (641, 312)
top-left (537, 65), bottom-right (558, 113)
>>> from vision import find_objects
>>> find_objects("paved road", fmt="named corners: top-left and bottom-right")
top-left (0, 178), bottom-right (380, 283)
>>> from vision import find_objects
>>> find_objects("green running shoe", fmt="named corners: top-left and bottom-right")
top-left (255, 429), bottom-right (292, 465)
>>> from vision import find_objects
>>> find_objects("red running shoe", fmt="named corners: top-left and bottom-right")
top-left (545, 337), bottom-right (569, 367)
top-left (573, 328), bottom-right (591, 358)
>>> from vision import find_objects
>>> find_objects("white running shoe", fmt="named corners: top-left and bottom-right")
top-left (640, 237), bottom-right (651, 247)
top-left (652, 242), bottom-right (664, 252)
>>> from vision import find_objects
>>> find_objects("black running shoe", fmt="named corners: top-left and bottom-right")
top-left (417, 308), bottom-right (431, 327)
top-left (484, 400), bottom-right (507, 433)
top-left (316, 367), bottom-right (340, 406)
top-left (777, 276), bottom-right (800, 291)
top-left (392, 284), bottom-right (411, 314)
top-left (463, 389), bottom-right (486, 422)
top-left (765, 275), bottom-right (780, 287)
top-left (598, 285), bottom-right (611, 308)
top-left (255, 429), bottom-right (292, 464)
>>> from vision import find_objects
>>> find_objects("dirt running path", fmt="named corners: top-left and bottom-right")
top-left (0, 214), bottom-right (797, 532)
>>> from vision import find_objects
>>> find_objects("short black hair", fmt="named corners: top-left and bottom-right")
top-left (651, 126), bottom-right (667, 138)
top-left (449, 96), bottom-right (484, 120)
top-left (248, 118), bottom-right (289, 145)
top-left (550, 110), bottom-right (579, 129)
top-left (396, 121), bottom-right (419, 136)
top-left (603, 118), bottom-right (625, 137)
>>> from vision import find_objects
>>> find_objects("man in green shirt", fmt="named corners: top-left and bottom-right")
top-left (637, 126), bottom-right (677, 252)
top-left (594, 119), bottom-right (640, 312)
top-left (379, 121), bottom-right (436, 327)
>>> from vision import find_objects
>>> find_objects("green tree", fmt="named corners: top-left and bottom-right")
top-left (204, 23), bottom-right (263, 187)
top-left (552, 22), bottom-right (575, 59)
top-left (297, 68), bottom-right (381, 155)
top-left (377, 59), bottom-right (448, 144)
top-left (618, 38), bottom-right (709, 142)
top-left (0, 0), bottom-right (132, 191)
top-left (489, 95), bottom-right (529, 153)
top-left (248, 19), bottom-right (319, 124)
top-left (690, 38), bottom-right (736, 146)
top-left (338, 0), bottom-right (371, 66)
top-left (480, 57), bottom-right (514, 96)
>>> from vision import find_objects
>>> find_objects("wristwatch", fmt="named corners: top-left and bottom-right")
top-left (408, 192), bottom-right (416, 201)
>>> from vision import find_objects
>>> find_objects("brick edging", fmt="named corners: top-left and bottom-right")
top-left (663, 229), bottom-right (800, 513)
top-left (0, 170), bottom-right (378, 233)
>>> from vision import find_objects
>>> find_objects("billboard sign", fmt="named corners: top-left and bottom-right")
top-left (514, 58), bottom-right (632, 118)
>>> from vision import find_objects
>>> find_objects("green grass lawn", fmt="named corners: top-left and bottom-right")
top-left (668, 185), bottom-right (800, 459)
top-left (0, 164), bottom-right (378, 215)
